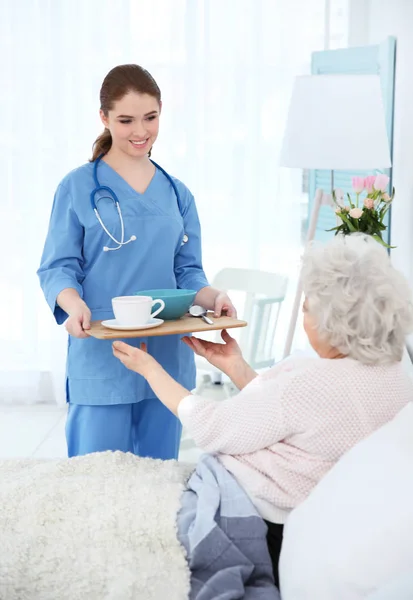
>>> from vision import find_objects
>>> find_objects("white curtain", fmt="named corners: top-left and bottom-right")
top-left (0, 0), bottom-right (348, 404)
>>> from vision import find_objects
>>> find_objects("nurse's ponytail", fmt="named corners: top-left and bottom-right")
top-left (89, 64), bottom-right (161, 162)
top-left (91, 128), bottom-right (112, 162)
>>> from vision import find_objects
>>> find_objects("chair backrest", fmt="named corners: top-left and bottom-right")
top-left (212, 268), bottom-right (288, 369)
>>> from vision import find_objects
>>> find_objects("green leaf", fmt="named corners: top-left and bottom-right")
top-left (340, 214), bottom-right (357, 232)
top-left (380, 205), bottom-right (391, 223)
top-left (346, 193), bottom-right (355, 209)
top-left (372, 234), bottom-right (396, 249)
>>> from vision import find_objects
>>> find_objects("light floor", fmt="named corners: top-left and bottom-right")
top-left (0, 384), bottom-right (228, 462)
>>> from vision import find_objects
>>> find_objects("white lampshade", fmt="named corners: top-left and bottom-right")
top-left (280, 74), bottom-right (392, 170)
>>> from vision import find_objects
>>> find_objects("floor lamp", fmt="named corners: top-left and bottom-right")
top-left (280, 74), bottom-right (392, 358)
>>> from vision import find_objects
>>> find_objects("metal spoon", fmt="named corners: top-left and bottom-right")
top-left (189, 305), bottom-right (214, 325)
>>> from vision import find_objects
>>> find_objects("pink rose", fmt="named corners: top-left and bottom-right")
top-left (364, 175), bottom-right (376, 193)
top-left (374, 174), bottom-right (390, 192)
top-left (342, 206), bottom-right (350, 213)
top-left (363, 198), bottom-right (374, 209)
top-left (351, 176), bottom-right (365, 194)
top-left (382, 193), bottom-right (391, 202)
top-left (349, 207), bottom-right (363, 219)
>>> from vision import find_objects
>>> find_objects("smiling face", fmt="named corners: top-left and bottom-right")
top-left (100, 91), bottom-right (161, 159)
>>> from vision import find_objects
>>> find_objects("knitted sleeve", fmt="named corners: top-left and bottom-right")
top-left (177, 371), bottom-right (293, 454)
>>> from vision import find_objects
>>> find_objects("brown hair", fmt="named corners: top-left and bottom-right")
top-left (90, 64), bottom-right (161, 162)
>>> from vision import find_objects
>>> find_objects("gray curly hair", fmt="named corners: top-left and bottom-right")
top-left (301, 234), bottom-right (413, 364)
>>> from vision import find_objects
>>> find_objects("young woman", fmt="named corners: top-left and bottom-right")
top-left (38, 64), bottom-right (235, 459)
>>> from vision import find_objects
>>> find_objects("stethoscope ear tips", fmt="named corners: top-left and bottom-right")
top-left (130, 235), bottom-right (137, 241)
top-left (103, 246), bottom-right (109, 252)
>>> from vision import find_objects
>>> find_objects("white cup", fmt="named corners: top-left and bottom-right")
top-left (112, 296), bottom-right (165, 326)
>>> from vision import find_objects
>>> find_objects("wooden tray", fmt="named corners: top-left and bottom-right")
top-left (86, 314), bottom-right (247, 340)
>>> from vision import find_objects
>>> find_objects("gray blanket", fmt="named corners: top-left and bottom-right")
top-left (177, 454), bottom-right (281, 600)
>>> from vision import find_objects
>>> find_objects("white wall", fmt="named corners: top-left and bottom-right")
top-left (350, 0), bottom-right (413, 282)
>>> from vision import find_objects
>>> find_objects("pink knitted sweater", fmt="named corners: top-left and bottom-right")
top-left (178, 356), bottom-right (413, 523)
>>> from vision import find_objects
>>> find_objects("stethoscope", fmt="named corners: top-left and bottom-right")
top-left (90, 154), bottom-right (188, 252)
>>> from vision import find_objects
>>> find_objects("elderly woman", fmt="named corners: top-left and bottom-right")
top-left (113, 233), bottom-right (413, 586)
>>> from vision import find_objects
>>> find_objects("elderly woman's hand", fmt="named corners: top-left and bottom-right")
top-left (113, 341), bottom-right (192, 416)
top-left (182, 329), bottom-right (242, 373)
top-left (112, 341), bottom-right (159, 379)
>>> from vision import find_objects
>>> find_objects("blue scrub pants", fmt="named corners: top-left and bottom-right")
top-left (66, 399), bottom-right (182, 459)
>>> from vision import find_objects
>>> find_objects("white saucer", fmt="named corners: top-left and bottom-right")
top-left (102, 318), bottom-right (164, 331)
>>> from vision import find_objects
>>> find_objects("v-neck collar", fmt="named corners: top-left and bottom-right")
top-left (99, 159), bottom-right (159, 198)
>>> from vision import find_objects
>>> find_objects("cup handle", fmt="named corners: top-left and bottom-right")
top-left (151, 299), bottom-right (165, 319)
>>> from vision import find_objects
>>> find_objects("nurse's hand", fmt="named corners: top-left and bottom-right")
top-left (65, 301), bottom-right (92, 339)
top-left (214, 292), bottom-right (237, 318)
top-left (112, 341), bottom-right (158, 378)
top-left (182, 330), bottom-right (242, 374)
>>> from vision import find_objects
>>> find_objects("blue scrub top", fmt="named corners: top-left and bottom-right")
top-left (37, 161), bottom-right (209, 405)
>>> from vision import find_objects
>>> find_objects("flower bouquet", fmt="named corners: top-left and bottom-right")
top-left (329, 174), bottom-right (395, 248)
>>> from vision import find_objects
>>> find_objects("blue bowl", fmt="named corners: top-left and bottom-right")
top-left (133, 289), bottom-right (197, 320)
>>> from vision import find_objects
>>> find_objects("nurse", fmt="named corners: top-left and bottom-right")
top-left (38, 63), bottom-right (235, 460)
